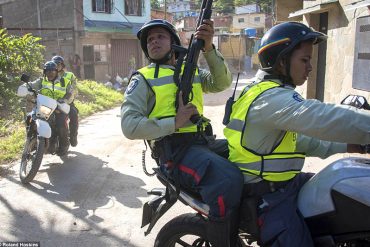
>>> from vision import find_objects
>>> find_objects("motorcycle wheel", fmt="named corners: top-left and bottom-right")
top-left (154, 213), bottom-right (245, 247)
top-left (19, 136), bottom-right (45, 184)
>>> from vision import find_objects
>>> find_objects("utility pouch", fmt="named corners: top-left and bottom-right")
top-left (152, 137), bottom-right (173, 166)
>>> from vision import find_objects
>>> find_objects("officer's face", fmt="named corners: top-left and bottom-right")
top-left (56, 63), bottom-right (63, 72)
top-left (289, 41), bottom-right (313, 86)
top-left (147, 27), bottom-right (172, 60)
top-left (45, 70), bottom-right (58, 81)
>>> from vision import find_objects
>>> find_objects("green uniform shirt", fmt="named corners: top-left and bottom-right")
top-left (241, 71), bottom-right (370, 159)
top-left (121, 48), bottom-right (232, 140)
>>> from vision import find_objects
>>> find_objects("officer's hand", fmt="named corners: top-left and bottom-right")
top-left (175, 91), bottom-right (198, 130)
top-left (195, 19), bottom-right (214, 52)
top-left (347, 144), bottom-right (369, 154)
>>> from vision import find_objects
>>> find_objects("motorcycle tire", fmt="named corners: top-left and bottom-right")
top-left (154, 213), bottom-right (245, 247)
top-left (19, 136), bottom-right (45, 184)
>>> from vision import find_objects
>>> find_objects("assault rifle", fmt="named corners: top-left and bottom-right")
top-left (173, 0), bottom-right (214, 124)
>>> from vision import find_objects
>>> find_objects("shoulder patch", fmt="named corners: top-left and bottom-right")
top-left (126, 79), bottom-right (139, 94)
top-left (292, 92), bottom-right (304, 102)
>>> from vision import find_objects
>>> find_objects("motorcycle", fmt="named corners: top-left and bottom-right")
top-left (17, 74), bottom-right (71, 184)
top-left (141, 94), bottom-right (370, 247)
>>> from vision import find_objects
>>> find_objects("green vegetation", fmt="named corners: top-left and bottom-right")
top-left (0, 29), bottom-right (123, 165)
top-left (0, 29), bottom-right (44, 121)
top-left (0, 80), bottom-right (123, 164)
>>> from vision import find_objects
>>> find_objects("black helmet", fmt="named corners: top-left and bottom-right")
top-left (43, 61), bottom-right (58, 72)
top-left (258, 22), bottom-right (327, 72)
top-left (52, 55), bottom-right (65, 66)
top-left (137, 19), bottom-right (181, 60)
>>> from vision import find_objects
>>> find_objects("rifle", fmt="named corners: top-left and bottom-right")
top-left (173, 0), bottom-right (214, 125)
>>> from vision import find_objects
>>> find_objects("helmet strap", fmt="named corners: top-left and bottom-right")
top-left (149, 49), bottom-right (174, 64)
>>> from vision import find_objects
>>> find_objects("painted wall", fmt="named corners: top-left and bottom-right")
top-left (83, 0), bottom-right (150, 23)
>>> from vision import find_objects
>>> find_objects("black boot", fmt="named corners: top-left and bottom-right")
top-left (229, 210), bottom-right (240, 247)
top-left (70, 132), bottom-right (78, 147)
top-left (206, 216), bottom-right (231, 247)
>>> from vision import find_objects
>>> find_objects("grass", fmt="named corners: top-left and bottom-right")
top-left (0, 80), bottom-right (123, 165)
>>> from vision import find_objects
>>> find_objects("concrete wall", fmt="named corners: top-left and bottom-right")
top-left (1, 0), bottom-right (79, 68)
top-left (275, 0), bottom-right (370, 103)
top-left (2, 0), bottom-right (75, 29)
top-left (298, 0), bottom-right (370, 103)
top-left (232, 13), bottom-right (265, 32)
top-left (83, 0), bottom-right (150, 24)
top-left (275, 0), bottom-right (302, 23)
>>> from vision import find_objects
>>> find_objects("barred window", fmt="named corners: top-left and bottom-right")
top-left (124, 0), bottom-right (142, 16)
top-left (92, 0), bottom-right (113, 14)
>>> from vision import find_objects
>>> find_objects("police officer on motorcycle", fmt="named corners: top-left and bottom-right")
top-left (121, 19), bottom-right (243, 247)
top-left (52, 55), bottom-right (79, 147)
top-left (25, 61), bottom-right (77, 156)
top-left (224, 22), bottom-right (370, 246)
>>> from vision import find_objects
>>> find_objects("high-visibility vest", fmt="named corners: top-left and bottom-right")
top-left (40, 77), bottom-right (71, 100)
top-left (224, 81), bottom-right (306, 182)
top-left (138, 65), bottom-right (203, 133)
top-left (62, 71), bottom-right (75, 81)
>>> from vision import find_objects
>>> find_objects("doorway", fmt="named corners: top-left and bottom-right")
top-left (315, 12), bottom-right (328, 101)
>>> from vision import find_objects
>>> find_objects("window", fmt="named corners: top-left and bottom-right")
top-left (238, 18), bottom-right (244, 23)
top-left (254, 17), bottom-right (260, 22)
top-left (353, 16), bottom-right (370, 91)
top-left (92, 0), bottom-right (113, 14)
top-left (124, 0), bottom-right (142, 16)
top-left (94, 45), bottom-right (107, 62)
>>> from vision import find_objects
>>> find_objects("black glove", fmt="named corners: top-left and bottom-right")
top-left (361, 144), bottom-right (370, 154)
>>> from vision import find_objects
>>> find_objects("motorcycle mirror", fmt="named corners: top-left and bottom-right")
top-left (341, 95), bottom-right (370, 110)
top-left (21, 74), bottom-right (30, 82)
top-left (17, 84), bottom-right (31, 97)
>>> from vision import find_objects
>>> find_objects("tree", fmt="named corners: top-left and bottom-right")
top-left (214, 0), bottom-right (234, 14)
top-left (0, 29), bottom-right (44, 119)
top-left (151, 0), bottom-right (161, 10)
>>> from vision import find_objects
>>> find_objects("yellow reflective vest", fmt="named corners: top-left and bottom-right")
top-left (40, 77), bottom-right (71, 100)
top-left (138, 65), bottom-right (203, 133)
top-left (224, 81), bottom-right (306, 182)
top-left (62, 71), bottom-right (75, 81)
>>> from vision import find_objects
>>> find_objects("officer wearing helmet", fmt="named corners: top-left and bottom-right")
top-left (52, 55), bottom-right (79, 147)
top-left (224, 22), bottom-right (370, 246)
top-left (23, 61), bottom-right (75, 155)
top-left (121, 19), bottom-right (243, 247)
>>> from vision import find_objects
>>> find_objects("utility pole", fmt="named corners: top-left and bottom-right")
top-left (36, 0), bottom-right (41, 36)
top-left (164, 0), bottom-right (167, 20)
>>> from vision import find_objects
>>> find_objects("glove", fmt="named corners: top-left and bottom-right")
top-left (361, 144), bottom-right (370, 154)
top-left (57, 98), bottom-right (65, 104)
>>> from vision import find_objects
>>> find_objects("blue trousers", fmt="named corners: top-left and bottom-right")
top-left (258, 173), bottom-right (314, 247)
top-left (163, 140), bottom-right (244, 218)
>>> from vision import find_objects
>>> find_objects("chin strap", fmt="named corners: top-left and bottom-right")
top-left (149, 50), bottom-right (173, 64)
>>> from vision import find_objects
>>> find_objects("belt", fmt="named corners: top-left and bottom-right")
top-left (243, 179), bottom-right (292, 197)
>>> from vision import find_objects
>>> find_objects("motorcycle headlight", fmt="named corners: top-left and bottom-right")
top-left (38, 105), bottom-right (53, 116)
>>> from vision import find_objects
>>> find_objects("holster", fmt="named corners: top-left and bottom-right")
top-left (150, 121), bottom-right (214, 169)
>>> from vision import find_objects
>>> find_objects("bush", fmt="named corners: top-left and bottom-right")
top-left (0, 79), bottom-right (123, 164)
top-left (0, 29), bottom-right (44, 120)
